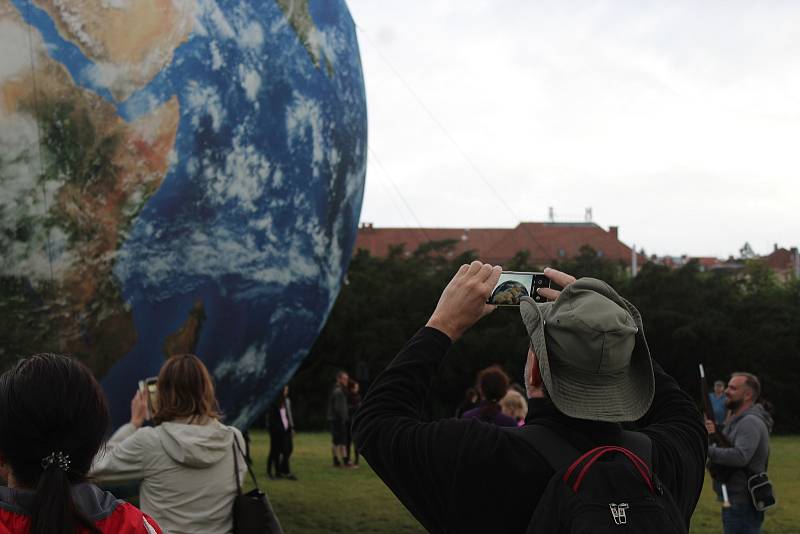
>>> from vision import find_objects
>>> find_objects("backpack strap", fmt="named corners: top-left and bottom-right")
top-left (515, 425), bottom-right (653, 473)
top-left (514, 424), bottom-right (581, 471)
top-left (619, 430), bottom-right (653, 470)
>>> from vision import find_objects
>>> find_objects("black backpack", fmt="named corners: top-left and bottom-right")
top-left (518, 425), bottom-right (687, 534)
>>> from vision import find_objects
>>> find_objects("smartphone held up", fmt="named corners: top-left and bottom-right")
top-left (487, 271), bottom-right (551, 306)
top-left (138, 376), bottom-right (158, 420)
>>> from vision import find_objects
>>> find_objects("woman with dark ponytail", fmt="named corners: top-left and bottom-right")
top-left (460, 365), bottom-right (518, 427)
top-left (0, 353), bottom-right (161, 533)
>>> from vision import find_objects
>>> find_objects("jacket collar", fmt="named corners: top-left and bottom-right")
top-left (525, 397), bottom-right (623, 449)
top-left (0, 483), bottom-right (121, 520)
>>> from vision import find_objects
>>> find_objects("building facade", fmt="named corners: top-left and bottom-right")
top-left (355, 222), bottom-right (645, 269)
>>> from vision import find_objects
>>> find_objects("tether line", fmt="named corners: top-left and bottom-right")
top-left (354, 23), bottom-right (552, 261)
top-left (367, 146), bottom-right (432, 244)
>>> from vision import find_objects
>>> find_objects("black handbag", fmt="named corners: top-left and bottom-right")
top-left (747, 471), bottom-right (777, 512)
top-left (232, 435), bottom-right (284, 534)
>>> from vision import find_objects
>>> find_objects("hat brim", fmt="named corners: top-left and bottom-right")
top-left (519, 282), bottom-right (655, 422)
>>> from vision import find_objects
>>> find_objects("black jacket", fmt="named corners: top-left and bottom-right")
top-left (353, 327), bottom-right (707, 534)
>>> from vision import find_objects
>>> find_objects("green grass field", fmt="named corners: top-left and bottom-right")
top-left (247, 432), bottom-right (800, 533)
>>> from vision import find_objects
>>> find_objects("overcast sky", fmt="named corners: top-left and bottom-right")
top-left (346, 0), bottom-right (800, 259)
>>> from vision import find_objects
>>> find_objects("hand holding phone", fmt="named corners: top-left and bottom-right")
top-left (426, 261), bottom-right (502, 341)
top-left (135, 377), bottom-right (158, 426)
top-left (487, 271), bottom-right (551, 306)
top-left (131, 387), bottom-right (149, 428)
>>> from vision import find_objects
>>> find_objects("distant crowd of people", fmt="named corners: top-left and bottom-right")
top-left (0, 264), bottom-right (776, 534)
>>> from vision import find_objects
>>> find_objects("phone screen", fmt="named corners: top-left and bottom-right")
top-left (487, 271), bottom-right (550, 306)
top-left (145, 377), bottom-right (158, 414)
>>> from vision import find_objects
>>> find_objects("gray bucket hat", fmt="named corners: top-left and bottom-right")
top-left (519, 278), bottom-right (654, 422)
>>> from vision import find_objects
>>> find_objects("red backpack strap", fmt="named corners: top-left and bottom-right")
top-left (565, 446), bottom-right (654, 494)
top-left (619, 430), bottom-right (653, 470)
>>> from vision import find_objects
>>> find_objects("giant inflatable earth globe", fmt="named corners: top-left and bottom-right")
top-left (0, 0), bottom-right (367, 427)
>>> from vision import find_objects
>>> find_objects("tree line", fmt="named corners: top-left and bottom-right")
top-left (289, 241), bottom-right (800, 433)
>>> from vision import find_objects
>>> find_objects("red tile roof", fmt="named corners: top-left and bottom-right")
top-left (355, 222), bottom-right (645, 265)
top-left (691, 257), bottom-right (724, 269)
top-left (764, 248), bottom-right (797, 271)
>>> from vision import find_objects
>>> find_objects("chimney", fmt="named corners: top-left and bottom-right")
top-left (774, 243), bottom-right (779, 252)
top-left (609, 226), bottom-right (618, 240)
top-left (631, 244), bottom-right (637, 276)
top-left (792, 247), bottom-right (800, 279)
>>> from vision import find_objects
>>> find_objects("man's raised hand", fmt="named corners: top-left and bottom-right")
top-left (536, 267), bottom-right (577, 301)
top-left (426, 261), bottom-right (502, 341)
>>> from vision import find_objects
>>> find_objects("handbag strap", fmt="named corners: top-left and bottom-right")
top-left (232, 432), bottom-right (261, 492)
top-left (232, 439), bottom-right (242, 495)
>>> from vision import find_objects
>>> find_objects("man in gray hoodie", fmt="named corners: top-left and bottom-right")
top-left (706, 372), bottom-right (773, 534)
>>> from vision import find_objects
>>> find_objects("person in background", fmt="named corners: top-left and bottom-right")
top-left (454, 387), bottom-right (480, 418)
top-left (267, 385), bottom-right (296, 480)
top-left (327, 370), bottom-right (350, 468)
top-left (91, 354), bottom-right (248, 534)
top-left (706, 372), bottom-right (773, 534)
top-left (709, 380), bottom-right (727, 426)
top-left (0, 353), bottom-right (161, 533)
top-left (460, 365), bottom-right (518, 427)
top-left (500, 389), bottom-right (528, 427)
top-left (345, 379), bottom-right (362, 467)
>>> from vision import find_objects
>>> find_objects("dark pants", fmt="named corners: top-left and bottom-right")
top-left (280, 431), bottom-right (294, 474)
top-left (722, 503), bottom-right (764, 534)
top-left (345, 421), bottom-right (359, 465)
top-left (267, 429), bottom-right (293, 476)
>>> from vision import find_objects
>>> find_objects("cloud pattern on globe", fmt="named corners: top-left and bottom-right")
top-left (0, 0), bottom-right (367, 427)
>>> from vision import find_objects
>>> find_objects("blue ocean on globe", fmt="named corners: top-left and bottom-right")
top-left (2, 0), bottom-right (367, 427)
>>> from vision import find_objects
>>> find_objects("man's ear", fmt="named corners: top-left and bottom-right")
top-left (530, 356), bottom-right (542, 388)
top-left (526, 348), bottom-right (543, 388)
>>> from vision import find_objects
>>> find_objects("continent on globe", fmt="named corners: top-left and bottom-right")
top-left (31, 0), bottom-right (195, 101)
top-left (163, 300), bottom-right (206, 358)
top-left (276, 0), bottom-right (334, 76)
top-left (0, 0), bottom-right (179, 375)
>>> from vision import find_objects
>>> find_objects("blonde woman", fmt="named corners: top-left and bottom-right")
top-left (500, 389), bottom-right (528, 427)
top-left (92, 354), bottom-right (247, 534)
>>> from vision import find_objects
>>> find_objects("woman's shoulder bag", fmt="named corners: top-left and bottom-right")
top-left (232, 433), bottom-right (284, 534)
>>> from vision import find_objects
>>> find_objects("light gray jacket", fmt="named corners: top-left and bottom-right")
top-left (91, 419), bottom-right (247, 534)
top-left (708, 404), bottom-right (773, 505)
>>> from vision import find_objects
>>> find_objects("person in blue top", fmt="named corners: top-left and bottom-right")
top-left (709, 380), bottom-right (727, 425)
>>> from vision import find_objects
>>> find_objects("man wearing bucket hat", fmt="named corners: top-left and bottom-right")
top-left (353, 261), bottom-right (707, 533)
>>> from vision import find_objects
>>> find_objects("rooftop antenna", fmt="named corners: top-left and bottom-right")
top-left (548, 206), bottom-right (555, 223)
top-left (585, 207), bottom-right (593, 222)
